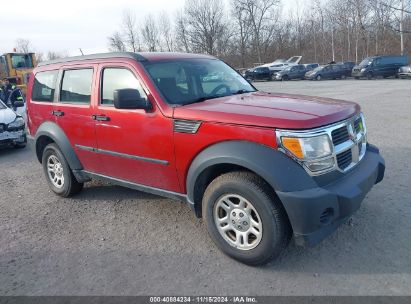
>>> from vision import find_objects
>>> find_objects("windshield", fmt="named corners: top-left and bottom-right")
top-left (312, 66), bottom-right (323, 72)
top-left (359, 58), bottom-right (373, 67)
top-left (143, 59), bottom-right (256, 106)
top-left (11, 54), bottom-right (34, 69)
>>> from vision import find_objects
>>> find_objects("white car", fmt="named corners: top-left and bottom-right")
top-left (0, 99), bottom-right (27, 149)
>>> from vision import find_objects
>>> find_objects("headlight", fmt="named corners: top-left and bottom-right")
top-left (361, 68), bottom-right (367, 72)
top-left (280, 134), bottom-right (332, 159)
top-left (277, 133), bottom-right (334, 173)
top-left (8, 116), bottom-right (25, 129)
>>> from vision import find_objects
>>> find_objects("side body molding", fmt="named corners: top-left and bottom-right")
top-left (186, 141), bottom-right (317, 207)
top-left (34, 121), bottom-right (83, 170)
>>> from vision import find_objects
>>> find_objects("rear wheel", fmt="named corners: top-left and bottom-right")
top-left (202, 171), bottom-right (291, 266)
top-left (42, 143), bottom-right (84, 197)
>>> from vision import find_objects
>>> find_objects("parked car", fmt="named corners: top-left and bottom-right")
top-left (274, 64), bottom-right (307, 81)
top-left (303, 63), bottom-right (320, 72)
top-left (352, 55), bottom-right (409, 79)
top-left (338, 61), bottom-right (356, 77)
top-left (244, 67), bottom-right (272, 81)
top-left (398, 65), bottom-right (411, 79)
top-left (27, 52), bottom-right (385, 266)
top-left (305, 64), bottom-right (346, 80)
top-left (0, 99), bottom-right (27, 149)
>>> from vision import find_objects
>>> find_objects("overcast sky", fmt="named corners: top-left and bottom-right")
top-left (0, 0), bottom-right (306, 56)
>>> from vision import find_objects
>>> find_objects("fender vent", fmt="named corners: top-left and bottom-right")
top-left (173, 120), bottom-right (201, 134)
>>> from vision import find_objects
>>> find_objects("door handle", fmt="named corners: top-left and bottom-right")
top-left (92, 114), bottom-right (110, 121)
top-left (52, 110), bottom-right (64, 117)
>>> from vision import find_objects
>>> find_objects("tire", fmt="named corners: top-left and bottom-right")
top-left (202, 171), bottom-right (291, 266)
top-left (282, 75), bottom-right (289, 81)
top-left (341, 74), bottom-right (347, 80)
top-left (316, 75), bottom-right (322, 81)
top-left (355, 77), bottom-right (360, 80)
top-left (366, 72), bottom-right (373, 80)
top-left (42, 143), bottom-right (84, 197)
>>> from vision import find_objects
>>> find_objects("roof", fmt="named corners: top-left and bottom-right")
top-left (37, 52), bottom-right (215, 67)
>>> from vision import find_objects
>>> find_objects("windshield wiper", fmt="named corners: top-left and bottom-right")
top-left (233, 89), bottom-right (254, 95)
top-left (182, 95), bottom-right (225, 106)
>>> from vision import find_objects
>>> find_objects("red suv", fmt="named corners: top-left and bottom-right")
top-left (27, 52), bottom-right (385, 265)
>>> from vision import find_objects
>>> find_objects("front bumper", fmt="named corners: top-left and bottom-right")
top-left (277, 144), bottom-right (385, 247)
top-left (352, 70), bottom-right (366, 77)
top-left (0, 130), bottom-right (26, 147)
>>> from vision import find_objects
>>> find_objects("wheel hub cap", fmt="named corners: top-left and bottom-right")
top-left (214, 194), bottom-right (263, 251)
top-left (46, 155), bottom-right (65, 189)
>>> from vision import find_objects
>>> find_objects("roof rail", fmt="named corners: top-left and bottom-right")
top-left (37, 52), bottom-right (147, 67)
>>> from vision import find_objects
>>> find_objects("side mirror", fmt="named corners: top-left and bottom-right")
top-left (113, 89), bottom-right (152, 111)
top-left (13, 101), bottom-right (24, 108)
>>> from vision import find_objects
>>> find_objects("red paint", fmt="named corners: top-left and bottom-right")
top-left (27, 53), bottom-right (360, 194)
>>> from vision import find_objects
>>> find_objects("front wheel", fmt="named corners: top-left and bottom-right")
top-left (316, 75), bottom-right (322, 81)
top-left (42, 143), bottom-right (84, 197)
top-left (202, 172), bottom-right (291, 266)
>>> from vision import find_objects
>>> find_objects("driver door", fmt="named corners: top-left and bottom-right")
top-left (93, 63), bottom-right (180, 192)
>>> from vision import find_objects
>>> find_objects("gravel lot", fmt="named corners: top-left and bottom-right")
top-left (1, 79), bottom-right (410, 296)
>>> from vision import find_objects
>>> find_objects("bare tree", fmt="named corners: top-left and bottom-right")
top-left (141, 14), bottom-right (160, 51)
top-left (158, 11), bottom-right (174, 51)
top-left (15, 39), bottom-right (33, 53)
top-left (234, 0), bottom-right (280, 63)
top-left (179, 0), bottom-right (228, 55)
top-left (108, 31), bottom-right (126, 52)
top-left (122, 9), bottom-right (141, 52)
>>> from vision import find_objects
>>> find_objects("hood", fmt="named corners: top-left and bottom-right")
top-left (173, 92), bottom-right (360, 130)
top-left (0, 106), bottom-right (17, 124)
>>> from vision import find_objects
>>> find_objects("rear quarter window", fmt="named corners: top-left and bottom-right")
top-left (32, 70), bottom-right (58, 102)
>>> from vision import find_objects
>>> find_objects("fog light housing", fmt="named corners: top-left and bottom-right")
top-left (304, 157), bottom-right (335, 172)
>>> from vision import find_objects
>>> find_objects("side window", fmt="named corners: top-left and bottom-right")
top-left (101, 68), bottom-right (147, 105)
top-left (32, 70), bottom-right (58, 102)
top-left (60, 69), bottom-right (93, 103)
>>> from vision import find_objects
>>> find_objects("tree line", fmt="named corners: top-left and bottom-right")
top-left (12, 0), bottom-right (410, 68)
top-left (108, 0), bottom-right (411, 67)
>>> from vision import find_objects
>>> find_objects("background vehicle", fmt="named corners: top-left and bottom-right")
top-left (244, 67), bottom-right (272, 81)
top-left (0, 53), bottom-right (37, 94)
top-left (274, 64), bottom-right (307, 81)
top-left (305, 64), bottom-right (346, 80)
top-left (28, 52), bottom-right (385, 266)
top-left (245, 56), bottom-right (303, 76)
top-left (0, 99), bottom-right (26, 149)
top-left (398, 65), bottom-right (411, 79)
top-left (338, 61), bottom-right (356, 77)
top-left (303, 63), bottom-right (320, 72)
top-left (352, 55), bottom-right (409, 79)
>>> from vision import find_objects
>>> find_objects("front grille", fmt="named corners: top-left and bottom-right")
top-left (331, 126), bottom-right (349, 146)
top-left (337, 149), bottom-right (352, 170)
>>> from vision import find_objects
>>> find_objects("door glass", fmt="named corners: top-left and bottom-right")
top-left (32, 70), bottom-right (58, 102)
top-left (60, 69), bottom-right (93, 103)
top-left (101, 68), bottom-right (147, 105)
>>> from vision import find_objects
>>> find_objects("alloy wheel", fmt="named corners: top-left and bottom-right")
top-left (213, 194), bottom-right (263, 250)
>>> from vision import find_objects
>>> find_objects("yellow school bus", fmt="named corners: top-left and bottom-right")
top-left (0, 53), bottom-right (37, 95)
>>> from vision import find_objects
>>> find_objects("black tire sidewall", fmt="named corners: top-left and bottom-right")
top-left (203, 174), bottom-right (287, 265)
top-left (42, 144), bottom-right (73, 196)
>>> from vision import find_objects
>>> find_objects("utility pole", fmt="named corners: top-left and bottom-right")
top-left (400, 0), bottom-right (404, 55)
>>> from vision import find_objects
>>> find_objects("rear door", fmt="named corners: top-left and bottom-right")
top-left (27, 70), bottom-right (58, 135)
top-left (53, 65), bottom-right (102, 173)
